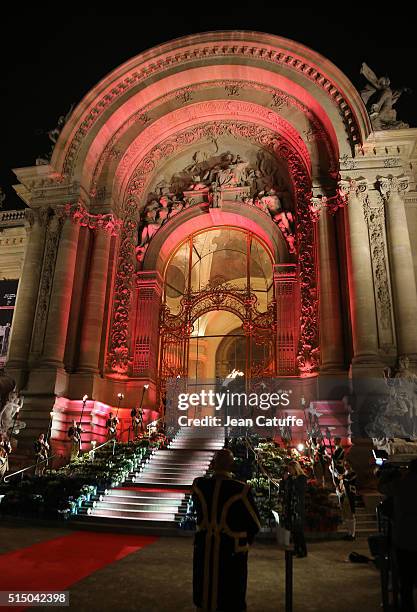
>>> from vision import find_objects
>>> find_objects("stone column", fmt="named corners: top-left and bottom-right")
top-left (378, 176), bottom-right (417, 360)
top-left (132, 271), bottom-right (163, 382)
top-left (6, 208), bottom-right (48, 378)
top-left (341, 179), bottom-right (379, 364)
top-left (41, 211), bottom-right (80, 367)
top-left (314, 200), bottom-right (345, 372)
top-left (77, 228), bottom-right (112, 372)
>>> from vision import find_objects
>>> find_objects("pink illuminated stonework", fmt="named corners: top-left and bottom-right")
top-left (4, 31), bottom-right (417, 464)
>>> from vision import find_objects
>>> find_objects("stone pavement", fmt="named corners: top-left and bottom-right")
top-left (0, 525), bottom-right (381, 611)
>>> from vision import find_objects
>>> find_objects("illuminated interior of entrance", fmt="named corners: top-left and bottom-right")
top-left (163, 227), bottom-right (274, 380)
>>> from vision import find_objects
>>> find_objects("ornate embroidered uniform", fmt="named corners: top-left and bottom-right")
top-left (192, 472), bottom-right (261, 611)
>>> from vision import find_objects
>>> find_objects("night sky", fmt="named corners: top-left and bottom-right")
top-left (2, 10), bottom-right (416, 210)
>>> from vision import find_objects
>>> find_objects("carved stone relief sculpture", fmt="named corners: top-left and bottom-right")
top-left (135, 149), bottom-right (296, 262)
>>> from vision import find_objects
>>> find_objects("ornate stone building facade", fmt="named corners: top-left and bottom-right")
top-left (3, 32), bottom-right (417, 457)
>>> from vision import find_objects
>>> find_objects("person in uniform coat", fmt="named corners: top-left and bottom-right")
top-left (192, 448), bottom-right (261, 611)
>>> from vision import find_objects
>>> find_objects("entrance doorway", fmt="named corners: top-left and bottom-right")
top-left (159, 227), bottom-right (276, 393)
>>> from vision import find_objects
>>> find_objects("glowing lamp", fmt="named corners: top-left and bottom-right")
top-left (297, 443), bottom-right (305, 452)
top-left (117, 392), bottom-right (124, 400)
top-left (82, 394), bottom-right (88, 402)
top-left (144, 384), bottom-right (149, 390)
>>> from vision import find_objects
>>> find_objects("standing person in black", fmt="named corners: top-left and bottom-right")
top-left (130, 408), bottom-right (141, 439)
top-left (192, 448), bottom-right (261, 611)
top-left (283, 460), bottom-right (308, 558)
top-left (34, 432), bottom-right (49, 477)
top-left (106, 412), bottom-right (119, 440)
top-left (341, 460), bottom-right (358, 541)
top-left (378, 458), bottom-right (417, 612)
top-left (68, 421), bottom-right (83, 461)
top-left (332, 437), bottom-right (345, 476)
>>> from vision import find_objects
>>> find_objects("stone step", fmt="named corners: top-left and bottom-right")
top-left (95, 500), bottom-right (183, 513)
top-left (136, 474), bottom-right (196, 482)
top-left (144, 457), bottom-right (211, 469)
top-left (356, 520), bottom-right (378, 528)
top-left (90, 508), bottom-right (178, 521)
top-left (155, 450), bottom-right (215, 455)
top-left (109, 488), bottom-right (186, 498)
top-left (140, 462), bottom-right (211, 470)
top-left (107, 494), bottom-right (185, 506)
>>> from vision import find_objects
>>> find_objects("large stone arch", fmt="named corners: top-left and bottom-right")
top-left (47, 31), bottom-right (369, 200)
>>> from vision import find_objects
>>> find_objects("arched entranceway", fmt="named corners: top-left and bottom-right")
top-left (159, 227), bottom-right (276, 394)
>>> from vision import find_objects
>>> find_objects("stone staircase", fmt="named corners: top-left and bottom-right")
top-left (355, 503), bottom-right (378, 538)
top-left (79, 427), bottom-right (225, 531)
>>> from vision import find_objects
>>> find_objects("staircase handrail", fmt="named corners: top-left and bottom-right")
top-left (3, 453), bottom-right (60, 484)
top-left (87, 423), bottom-right (149, 456)
top-left (3, 425), bottom-right (145, 483)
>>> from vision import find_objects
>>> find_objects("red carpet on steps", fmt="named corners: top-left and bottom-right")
top-left (0, 531), bottom-right (157, 609)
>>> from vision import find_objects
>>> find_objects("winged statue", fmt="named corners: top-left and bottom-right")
top-left (360, 62), bottom-right (411, 130)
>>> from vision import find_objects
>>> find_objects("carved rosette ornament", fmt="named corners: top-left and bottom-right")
top-left (106, 121), bottom-right (320, 376)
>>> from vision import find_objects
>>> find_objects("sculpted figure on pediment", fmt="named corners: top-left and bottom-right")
top-left (360, 63), bottom-right (411, 130)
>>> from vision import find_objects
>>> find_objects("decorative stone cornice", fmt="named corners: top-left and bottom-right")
top-left (377, 175), bottom-right (410, 200)
top-left (0, 210), bottom-right (26, 227)
top-left (64, 202), bottom-right (122, 235)
top-left (60, 36), bottom-right (364, 177)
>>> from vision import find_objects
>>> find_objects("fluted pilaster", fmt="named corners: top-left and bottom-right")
top-left (378, 175), bottom-right (417, 360)
top-left (6, 208), bottom-right (49, 372)
top-left (341, 179), bottom-right (379, 363)
top-left (41, 212), bottom-right (80, 367)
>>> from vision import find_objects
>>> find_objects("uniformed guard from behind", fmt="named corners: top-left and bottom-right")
top-left (192, 448), bottom-right (261, 611)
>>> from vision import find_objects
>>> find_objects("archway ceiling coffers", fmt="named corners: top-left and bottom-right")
top-left (89, 76), bottom-right (338, 202)
top-left (53, 33), bottom-right (369, 186)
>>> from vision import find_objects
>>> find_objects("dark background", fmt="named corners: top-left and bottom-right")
top-left (1, 10), bottom-right (416, 210)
